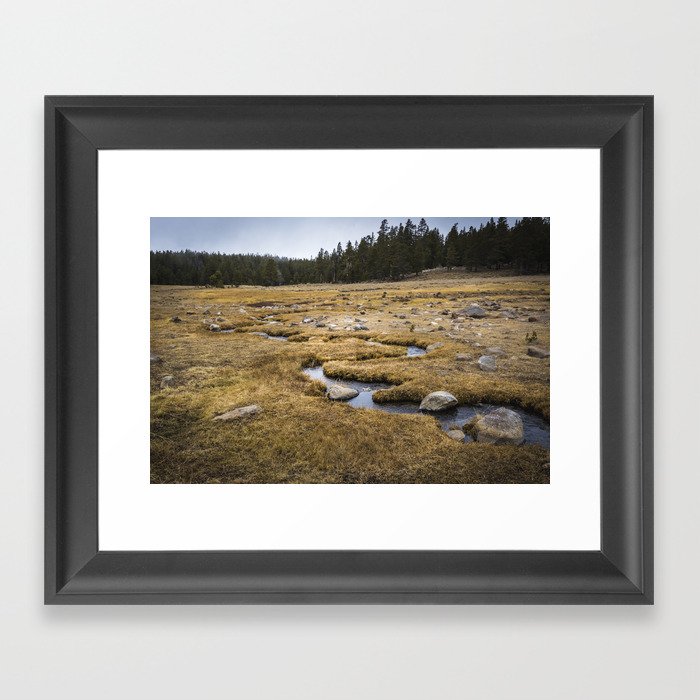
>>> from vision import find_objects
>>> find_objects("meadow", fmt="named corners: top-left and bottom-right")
top-left (150, 270), bottom-right (550, 484)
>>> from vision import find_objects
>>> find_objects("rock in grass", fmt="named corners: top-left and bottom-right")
top-left (209, 324), bottom-right (221, 332)
top-left (419, 391), bottom-right (458, 412)
top-left (150, 354), bottom-right (162, 364)
top-left (472, 407), bottom-right (524, 445)
top-left (160, 375), bottom-right (175, 388)
top-left (446, 429), bottom-right (465, 442)
top-left (527, 345), bottom-right (550, 358)
top-left (477, 355), bottom-right (497, 372)
top-left (485, 346), bottom-right (506, 356)
top-left (327, 385), bottom-right (359, 401)
top-left (212, 404), bottom-right (262, 421)
top-left (170, 316), bottom-right (182, 323)
top-left (463, 305), bottom-right (486, 318)
top-left (455, 353), bottom-right (471, 361)
top-left (353, 324), bottom-right (369, 331)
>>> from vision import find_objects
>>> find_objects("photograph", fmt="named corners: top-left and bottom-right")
top-left (150, 216), bottom-right (550, 484)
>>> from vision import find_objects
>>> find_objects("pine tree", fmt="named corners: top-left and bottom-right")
top-left (444, 224), bottom-right (461, 268)
top-left (209, 269), bottom-right (224, 288)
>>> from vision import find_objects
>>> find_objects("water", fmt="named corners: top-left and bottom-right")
top-left (257, 333), bottom-right (289, 341)
top-left (302, 363), bottom-right (549, 448)
top-left (406, 345), bottom-right (427, 356)
top-left (220, 330), bottom-right (289, 340)
top-left (303, 366), bottom-right (393, 409)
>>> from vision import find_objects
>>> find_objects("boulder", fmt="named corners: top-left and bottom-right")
top-left (446, 429), bottom-right (465, 442)
top-left (426, 342), bottom-right (444, 351)
top-left (527, 345), bottom-right (550, 359)
top-left (472, 408), bottom-right (524, 445)
top-left (419, 391), bottom-right (458, 412)
top-left (477, 355), bottom-right (497, 372)
top-left (463, 305), bottom-right (486, 318)
top-left (212, 404), bottom-right (262, 421)
top-left (160, 375), bottom-right (175, 389)
top-left (327, 385), bottom-right (360, 401)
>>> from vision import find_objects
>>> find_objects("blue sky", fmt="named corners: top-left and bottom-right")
top-left (150, 217), bottom-right (519, 259)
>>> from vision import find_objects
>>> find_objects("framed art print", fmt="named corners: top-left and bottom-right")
top-left (45, 96), bottom-right (653, 603)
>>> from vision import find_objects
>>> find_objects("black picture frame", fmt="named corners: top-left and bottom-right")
top-left (45, 96), bottom-right (653, 604)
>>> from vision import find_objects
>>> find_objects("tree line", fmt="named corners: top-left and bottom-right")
top-left (150, 217), bottom-right (549, 286)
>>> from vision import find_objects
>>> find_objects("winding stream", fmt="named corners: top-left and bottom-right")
top-left (303, 344), bottom-right (549, 447)
top-left (236, 332), bottom-right (549, 446)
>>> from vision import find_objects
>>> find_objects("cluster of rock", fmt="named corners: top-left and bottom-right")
top-left (298, 313), bottom-right (371, 332)
top-left (418, 392), bottom-right (525, 445)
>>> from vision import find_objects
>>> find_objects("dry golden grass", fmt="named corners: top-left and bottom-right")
top-left (151, 270), bottom-right (550, 483)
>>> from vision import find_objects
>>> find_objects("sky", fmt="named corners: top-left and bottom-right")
top-left (150, 217), bottom-right (519, 259)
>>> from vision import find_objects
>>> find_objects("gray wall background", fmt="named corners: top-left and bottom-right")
top-left (1, 1), bottom-right (697, 698)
